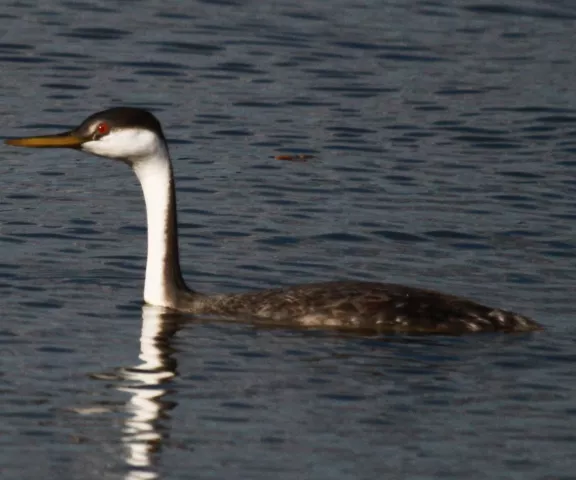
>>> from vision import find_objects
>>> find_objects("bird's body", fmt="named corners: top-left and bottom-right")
top-left (4, 107), bottom-right (543, 334)
top-left (175, 281), bottom-right (536, 333)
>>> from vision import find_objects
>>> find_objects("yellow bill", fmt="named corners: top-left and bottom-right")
top-left (5, 132), bottom-right (84, 148)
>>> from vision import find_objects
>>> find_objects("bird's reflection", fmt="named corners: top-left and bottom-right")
top-left (119, 305), bottom-right (184, 480)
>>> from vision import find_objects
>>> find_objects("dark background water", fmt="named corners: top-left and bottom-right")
top-left (1, 0), bottom-right (576, 478)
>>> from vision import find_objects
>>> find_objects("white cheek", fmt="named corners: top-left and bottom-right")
top-left (82, 129), bottom-right (162, 160)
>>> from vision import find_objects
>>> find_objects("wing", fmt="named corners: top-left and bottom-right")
top-left (192, 281), bottom-right (540, 334)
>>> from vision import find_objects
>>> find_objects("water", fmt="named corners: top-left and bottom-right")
top-left (1, 0), bottom-right (575, 478)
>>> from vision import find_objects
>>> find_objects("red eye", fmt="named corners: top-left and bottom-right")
top-left (96, 122), bottom-right (110, 135)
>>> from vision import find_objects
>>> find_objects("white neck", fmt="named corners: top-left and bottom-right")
top-left (133, 146), bottom-right (179, 307)
top-left (82, 128), bottom-right (188, 306)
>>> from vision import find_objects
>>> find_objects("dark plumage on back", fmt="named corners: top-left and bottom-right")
top-left (187, 281), bottom-right (540, 334)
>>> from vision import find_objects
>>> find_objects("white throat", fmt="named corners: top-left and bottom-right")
top-left (82, 128), bottom-right (186, 306)
top-left (132, 144), bottom-right (176, 307)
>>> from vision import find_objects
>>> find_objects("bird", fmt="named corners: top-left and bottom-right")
top-left (4, 107), bottom-right (543, 334)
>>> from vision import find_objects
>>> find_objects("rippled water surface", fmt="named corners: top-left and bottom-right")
top-left (1, 0), bottom-right (576, 478)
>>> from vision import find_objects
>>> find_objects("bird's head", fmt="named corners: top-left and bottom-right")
top-left (5, 107), bottom-right (167, 165)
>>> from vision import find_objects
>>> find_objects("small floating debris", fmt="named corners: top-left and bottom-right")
top-left (69, 406), bottom-right (113, 415)
top-left (274, 154), bottom-right (315, 162)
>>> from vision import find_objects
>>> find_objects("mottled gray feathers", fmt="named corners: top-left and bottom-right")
top-left (175, 281), bottom-right (541, 334)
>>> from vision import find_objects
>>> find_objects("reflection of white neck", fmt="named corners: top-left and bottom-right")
top-left (121, 306), bottom-right (174, 480)
top-left (133, 151), bottom-right (174, 307)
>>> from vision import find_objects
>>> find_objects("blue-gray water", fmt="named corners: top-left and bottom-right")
top-left (1, 0), bottom-right (576, 478)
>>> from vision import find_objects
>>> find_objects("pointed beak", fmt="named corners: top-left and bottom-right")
top-left (5, 131), bottom-right (84, 149)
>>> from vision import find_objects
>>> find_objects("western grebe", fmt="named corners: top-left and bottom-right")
top-left (4, 107), bottom-right (542, 334)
